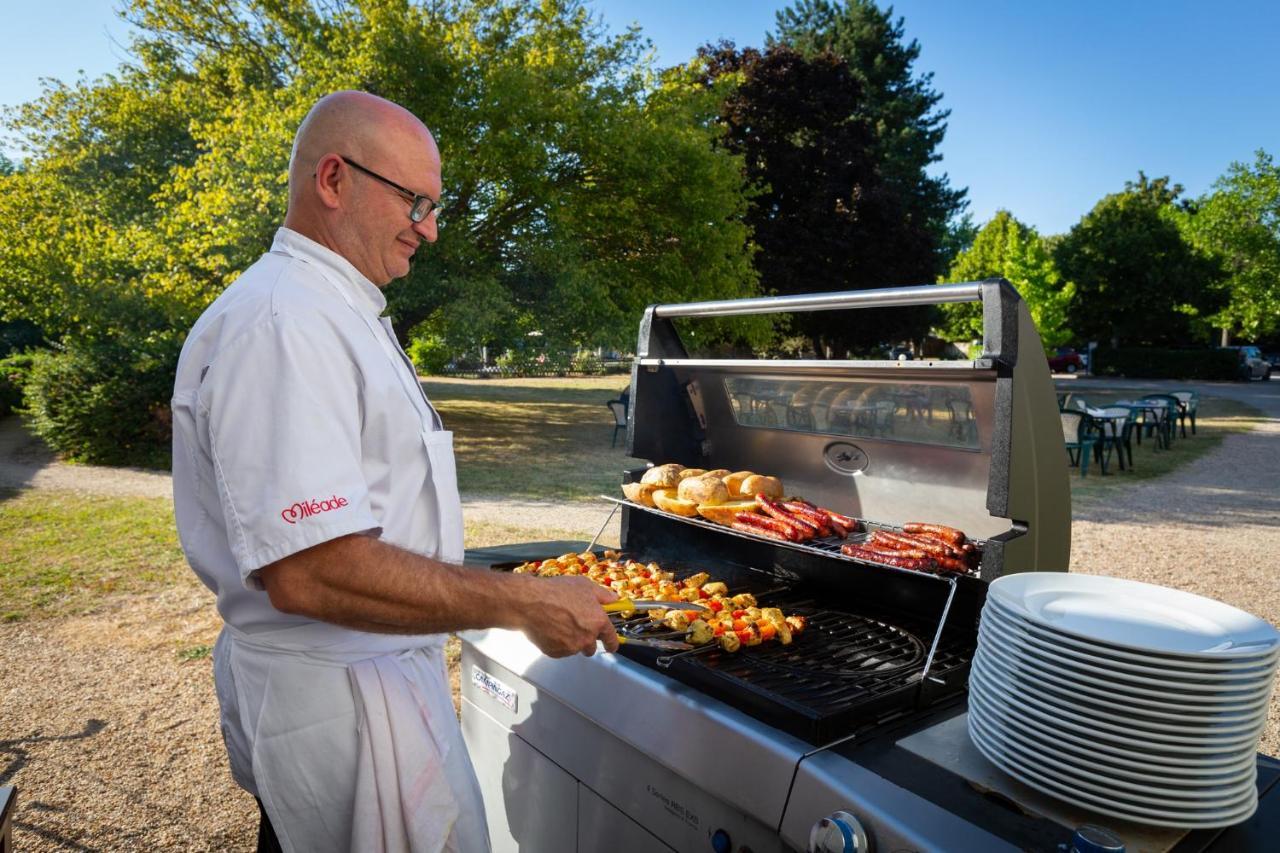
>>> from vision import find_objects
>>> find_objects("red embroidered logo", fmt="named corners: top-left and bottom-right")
top-left (280, 495), bottom-right (349, 524)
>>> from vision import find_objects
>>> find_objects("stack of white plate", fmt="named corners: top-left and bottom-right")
top-left (968, 573), bottom-right (1280, 828)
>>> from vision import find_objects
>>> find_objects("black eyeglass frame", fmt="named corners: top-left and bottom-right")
top-left (340, 155), bottom-right (442, 222)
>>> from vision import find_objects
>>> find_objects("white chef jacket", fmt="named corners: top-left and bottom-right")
top-left (172, 227), bottom-right (489, 853)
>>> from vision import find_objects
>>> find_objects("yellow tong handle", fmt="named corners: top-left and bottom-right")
top-left (602, 598), bottom-right (636, 614)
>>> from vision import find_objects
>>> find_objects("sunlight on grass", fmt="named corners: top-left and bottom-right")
top-left (0, 489), bottom-right (189, 621)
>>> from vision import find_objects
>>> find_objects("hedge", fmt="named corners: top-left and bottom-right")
top-left (1091, 347), bottom-right (1239, 380)
top-left (21, 336), bottom-right (180, 468)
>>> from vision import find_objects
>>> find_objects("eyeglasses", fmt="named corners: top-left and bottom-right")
top-left (340, 155), bottom-right (442, 222)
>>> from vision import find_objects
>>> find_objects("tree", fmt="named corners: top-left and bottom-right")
top-left (1055, 174), bottom-right (1223, 348)
top-left (1179, 150), bottom-right (1280, 343)
top-left (0, 0), bottom-right (765, 463)
top-left (697, 42), bottom-right (936, 356)
top-left (937, 210), bottom-right (1073, 349)
top-left (770, 0), bottom-right (967, 274)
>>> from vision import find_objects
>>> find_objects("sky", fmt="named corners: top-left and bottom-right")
top-left (2, 1), bottom-right (1277, 236)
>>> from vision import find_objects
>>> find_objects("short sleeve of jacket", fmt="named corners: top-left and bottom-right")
top-left (200, 310), bottom-right (380, 586)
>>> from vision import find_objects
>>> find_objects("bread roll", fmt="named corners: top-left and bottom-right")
top-left (741, 474), bottom-right (783, 500)
top-left (640, 463), bottom-right (684, 487)
top-left (677, 475), bottom-right (729, 506)
top-left (621, 482), bottom-right (659, 507)
top-left (652, 488), bottom-right (699, 517)
top-left (703, 468), bottom-right (731, 480)
top-left (695, 499), bottom-right (760, 525)
top-left (722, 471), bottom-right (755, 497)
top-left (675, 468), bottom-right (707, 480)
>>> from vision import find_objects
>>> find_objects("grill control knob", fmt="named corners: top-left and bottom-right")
top-left (809, 810), bottom-right (870, 853)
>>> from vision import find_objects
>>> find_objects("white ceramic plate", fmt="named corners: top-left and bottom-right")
top-left (968, 662), bottom-right (1265, 750)
top-left (966, 677), bottom-right (1259, 771)
top-left (974, 642), bottom-right (1268, 728)
top-left (967, 710), bottom-right (1259, 828)
top-left (968, 660), bottom-right (1264, 754)
top-left (972, 633), bottom-right (1273, 715)
top-left (981, 606), bottom-right (1277, 685)
top-left (983, 594), bottom-right (1280, 673)
top-left (988, 574), bottom-right (1280, 659)
top-left (967, 709), bottom-right (1259, 828)
top-left (978, 618), bottom-right (1276, 702)
top-left (967, 708), bottom-right (1257, 805)
top-left (966, 698), bottom-right (1256, 785)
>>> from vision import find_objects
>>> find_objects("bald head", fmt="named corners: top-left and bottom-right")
top-left (283, 90), bottom-right (441, 286)
top-left (288, 90), bottom-right (435, 206)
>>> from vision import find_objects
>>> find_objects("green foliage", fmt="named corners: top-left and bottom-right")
top-left (1091, 347), bottom-right (1238, 380)
top-left (21, 335), bottom-right (180, 467)
top-left (406, 330), bottom-right (453, 376)
top-left (1055, 173), bottom-right (1224, 347)
top-left (1179, 150), bottom-right (1280, 342)
top-left (0, 0), bottom-right (766, 464)
top-left (697, 43), bottom-right (937, 355)
top-left (0, 352), bottom-right (34, 417)
top-left (770, 0), bottom-right (967, 273)
top-left (938, 211), bottom-right (1073, 348)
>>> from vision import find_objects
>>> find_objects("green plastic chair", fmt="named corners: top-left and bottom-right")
top-left (1141, 394), bottom-right (1181, 448)
top-left (1171, 391), bottom-right (1199, 436)
top-left (1061, 409), bottom-right (1101, 476)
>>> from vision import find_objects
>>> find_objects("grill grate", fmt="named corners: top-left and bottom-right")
top-left (602, 497), bottom-right (981, 577)
top-left (503, 553), bottom-right (977, 744)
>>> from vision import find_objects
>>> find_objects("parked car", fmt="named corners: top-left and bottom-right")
top-left (1223, 345), bottom-right (1272, 380)
top-left (1265, 351), bottom-right (1280, 369)
top-left (1048, 346), bottom-right (1086, 374)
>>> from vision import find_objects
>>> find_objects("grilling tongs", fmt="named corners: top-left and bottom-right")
top-left (603, 598), bottom-right (707, 651)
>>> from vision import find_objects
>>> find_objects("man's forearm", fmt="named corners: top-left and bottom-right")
top-left (260, 534), bottom-right (532, 635)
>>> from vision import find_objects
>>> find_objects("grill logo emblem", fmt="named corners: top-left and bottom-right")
top-left (471, 666), bottom-right (518, 712)
top-left (280, 495), bottom-right (349, 524)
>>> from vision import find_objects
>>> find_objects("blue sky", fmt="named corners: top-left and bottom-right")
top-left (3, 1), bottom-right (1277, 236)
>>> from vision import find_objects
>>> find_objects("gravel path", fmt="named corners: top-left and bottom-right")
top-left (1, 378), bottom-right (1277, 849)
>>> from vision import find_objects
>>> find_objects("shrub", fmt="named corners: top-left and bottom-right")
top-left (406, 333), bottom-right (452, 375)
top-left (1091, 347), bottom-right (1239, 380)
top-left (22, 335), bottom-right (180, 468)
top-left (0, 351), bottom-right (34, 417)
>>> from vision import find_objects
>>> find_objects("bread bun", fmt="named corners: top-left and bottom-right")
top-left (722, 471), bottom-right (755, 497)
top-left (652, 488), bottom-right (699, 517)
top-left (622, 482), bottom-right (659, 507)
top-left (640, 463), bottom-right (684, 487)
top-left (696, 500), bottom-right (760, 525)
top-left (677, 475), bottom-right (729, 506)
top-left (741, 474), bottom-right (783, 500)
top-left (676, 468), bottom-right (707, 480)
top-left (703, 468), bottom-right (731, 480)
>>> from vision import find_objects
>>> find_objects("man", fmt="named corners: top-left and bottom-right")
top-left (172, 91), bottom-right (619, 853)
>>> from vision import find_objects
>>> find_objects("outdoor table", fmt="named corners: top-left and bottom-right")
top-left (1114, 399), bottom-right (1173, 450)
top-left (1085, 407), bottom-right (1132, 471)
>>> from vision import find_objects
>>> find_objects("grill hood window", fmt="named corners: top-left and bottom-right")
top-left (724, 376), bottom-right (981, 449)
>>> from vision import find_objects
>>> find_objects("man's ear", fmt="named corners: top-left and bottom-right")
top-left (314, 153), bottom-right (345, 211)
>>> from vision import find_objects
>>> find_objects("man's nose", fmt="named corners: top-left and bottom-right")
top-left (412, 214), bottom-right (438, 244)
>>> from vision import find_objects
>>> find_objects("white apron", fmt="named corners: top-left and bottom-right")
top-left (213, 245), bottom-right (484, 852)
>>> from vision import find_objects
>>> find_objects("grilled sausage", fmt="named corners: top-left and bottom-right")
top-left (858, 542), bottom-right (933, 560)
top-left (755, 495), bottom-right (817, 540)
top-left (933, 555), bottom-right (971, 574)
top-left (778, 501), bottom-right (832, 536)
top-left (904, 522), bottom-right (966, 547)
top-left (871, 530), bottom-right (956, 558)
top-left (731, 514), bottom-right (791, 541)
top-left (841, 543), bottom-right (937, 571)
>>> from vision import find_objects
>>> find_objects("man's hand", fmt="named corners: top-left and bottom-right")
top-left (515, 575), bottom-right (620, 658)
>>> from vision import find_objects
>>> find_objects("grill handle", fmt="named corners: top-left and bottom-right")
top-left (641, 278), bottom-right (1020, 366)
top-left (651, 281), bottom-right (982, 318)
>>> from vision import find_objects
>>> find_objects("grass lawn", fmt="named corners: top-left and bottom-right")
top-left (424, 375), bottom-right (633, 500)
top-left (1058, 390), bottom-right (1266, 504)
top-left (0, 489), bottom-right (190, 622)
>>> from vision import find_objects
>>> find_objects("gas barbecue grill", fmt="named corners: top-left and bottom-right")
top-left (460, 282), bottom-right (1280, 852)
